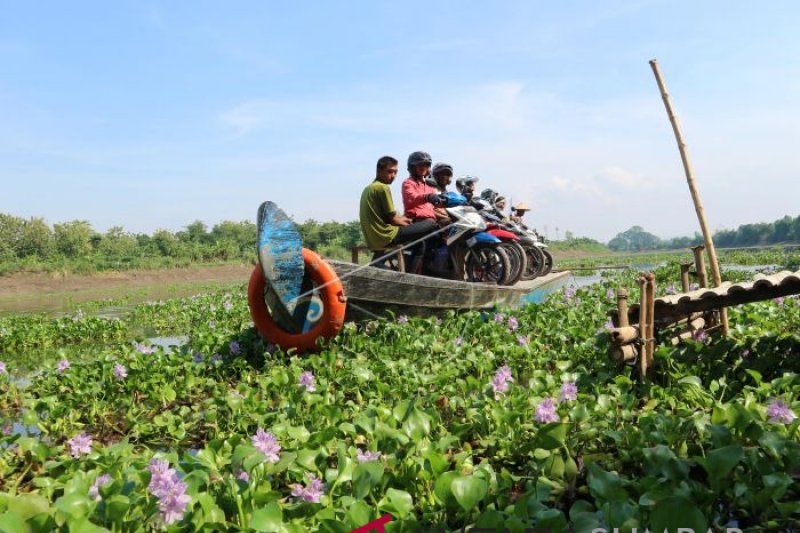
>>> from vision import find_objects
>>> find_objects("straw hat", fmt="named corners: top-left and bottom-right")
top-left (513, 202), bottom-right (530, 212)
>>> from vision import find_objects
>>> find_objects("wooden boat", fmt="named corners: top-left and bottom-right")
top-left (328, 259), bottom-right (571, 322)
top-left (249, 201), bottom-right (570, 351)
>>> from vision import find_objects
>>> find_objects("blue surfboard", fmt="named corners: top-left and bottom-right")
top-left (256, 202), bottom-right (320, 333)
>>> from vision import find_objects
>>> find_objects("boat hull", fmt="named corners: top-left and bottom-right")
top-left (327, 260), bottom-right (570, 321)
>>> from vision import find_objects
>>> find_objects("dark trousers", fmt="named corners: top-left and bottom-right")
top-left (373, 219), bottom-right (437, 273)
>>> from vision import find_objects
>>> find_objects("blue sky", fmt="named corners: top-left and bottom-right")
top-left (2, 1), bottom-right (799, 242)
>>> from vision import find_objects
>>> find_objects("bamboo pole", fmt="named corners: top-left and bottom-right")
top-left (680, 263), bottom-right (691, 292)
top-left (616, 288), bottom-right (630, 327)
top-left (638, 276), bottom-right (649, 377)
top-left (649, 59), bottom-right (729, 335)
top-left (691, 246), bottom-right (709, 288)
top-left (645, 273), bottom-right (656, 373)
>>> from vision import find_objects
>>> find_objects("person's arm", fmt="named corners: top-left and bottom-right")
top-left (401, 179), bottom-right (430, 212)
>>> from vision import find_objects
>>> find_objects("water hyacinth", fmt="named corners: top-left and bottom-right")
top-left (89, 474), bottom-right (112, 501)
top-left (563, 286), bottom-right (576, 301)
top-left (356, 449), bottom-right (382, 463)
top-left (0, 361), bottom-right (7, 375)
top-left (252, 429), bottom-right (281, 463)
top-left (291, 473), bottom-right (326, 503)
top-left (223, 300), bottom-right (233, 311)
top-left (774, 297), bottom-right (785, 305)
top-left (135, 342), bottom-right (154, 354)
top-left (396, 315), bottom-right (409, 325)
top-left (507, 316), bottom-right (519, 331)
top-left (147, 459), bottom-right (191, 526)
top-left (692, 328), bottom-right (709, 343)
top-left (193, 353), bottom-right (204, 363)
top-left (517, 335), bottom-right (529, 346)
top-left (766, 399), bottom-right (797, 424)
top-left (299, 371), bottom-right (316, 392)
top-left (606, 288), bottom-right (616, 300)
top-left (560, 382), bottom-right (578, 402)
top-left (237, 470), bottom-right (250, 482)
top-left (113, 363), bottom-right (128, 380)
top-left (665, 284), bottom-right (677, 295)
top-left (454, 336), bottom-right (464, 346)
top-left (491, 365), bottom-right (514, 400)
top-left (535, 398), bottom-right (559, 423)
top-left (68, 433), bottom-right (93, 458)
top-left (493, 312), bottom-right (504, 323)
top-left (57, 359), bottom-right (71, 374)
top-left (229, 341), bottom-right (241, 355)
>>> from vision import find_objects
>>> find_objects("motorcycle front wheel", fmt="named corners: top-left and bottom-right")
top-left (464, 244), bottom-right (511, 284)
top-left (540, 248), bottom-right (554, 276)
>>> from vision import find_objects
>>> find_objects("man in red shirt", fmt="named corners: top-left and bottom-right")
top-left (401, 151), bottom-right (442, 222)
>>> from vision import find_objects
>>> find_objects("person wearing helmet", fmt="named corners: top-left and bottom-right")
top-left (359, 155), bottom-right (437, 273)
top-left (401, 151), bottom-right (441, 223)
top-left (428, 162), bottom-right (454, 225)
top-left (455, 175), bottom-right (479, 201)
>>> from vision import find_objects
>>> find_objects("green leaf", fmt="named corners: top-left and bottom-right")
top-left (288, 425), bottom-right (310, 443)
top-left (700, 444), bottom-right (743, 488)
top-left (163, 386), bottom-right (176, 403)
top-left (433, 471), bottom-right (460, 506)
top-left (384, 488), bottom-right (413, 519)
top-left (451, 476), bottom-right (488, 512)
top-left (251, 502), bottom-right (283, 532)
top-left (402, 408), bottom-right (431, 441)
top-left (536, 423), bottom-right (567, 450)
top-left (54, 493), bottom-right (93, 520)
top-left (8, 494), bottom-right (50, 520)
top-left (587, 464), bottom-right (628, 503)
top-left (651, 497), bottom-right (706, 533)
top-left (0, 512), bottom-right (26, 533)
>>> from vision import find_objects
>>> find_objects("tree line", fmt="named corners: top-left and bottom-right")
top-left (608, 214), bottom-right (800, 252)
top-left (0, 213), bottom-right (365, 273)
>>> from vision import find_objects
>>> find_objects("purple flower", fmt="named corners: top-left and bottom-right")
top-left (766, 399), bottom-right (797, 424)
top-left (148, 459), bottom-right (175, 498)
top-left (397, 315), bottom-right (409, 325)
top-left (563, 287), bottom-right (576, 301)
top-left (517, 335), bottom-right (529, 346)
top-left (68, 433), bottom-right (93, 458)
top-left (57, 359), bottom-right (71, 374)
top-left (606, 288), bottom-right (615, 300)
top-left (491, 365), bottom-right (514, 399)
top-left (89, 474), bottom-right (112, 501)
top-left (237, 470), bottom-right (250, 482)
top-left (0, 361), bottom-right (7, 375)
top-left (223, 300), bottom-right (233, 311)
top-left (291, 473), bottom-right (326, 503)
top-left (454, 336), bottom-right (464, 346)
top-left (665, 284), bottom-right (677, 295)
top-left (193, 353), bottom-right (204, 363)
top-left (252, 429), bottom-right (281, 463)
top-left (742, 349), bottom-right (751, 358)
top-left (535, 398), bottom-right (560, 423)
top-left (299, 371), bottom-right (316, 392)
top-left (229, 341), bottom-right (241, 355)
top-left (356, 449), bottom-right (382, 463)
top-left (692, 328), bottom-right (708, 343)
top-left (507, 316), bottom-right (519, 332)
top-left (158, 479), bottom-right (191, 525)
top-left (774, 297), bottom-right (785, 306)
top-left (113, 364), bottom-right (127, 380)
top-left (2, 424), bottom-right (12, 436)
top-left (493, 313), bottom-right (504, 323)
top-left (604, 318), bottom-right (615, 331)
top-left (560, 382), bottom-right (578, 402)
top-left (135, 342), bottom-right (154, 354)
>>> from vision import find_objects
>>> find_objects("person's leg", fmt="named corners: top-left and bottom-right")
top-left (392, 219), bottom-right (438, 273)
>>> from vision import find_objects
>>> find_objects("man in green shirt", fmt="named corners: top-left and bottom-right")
top-left (360, 155), bottom-right (437, 273)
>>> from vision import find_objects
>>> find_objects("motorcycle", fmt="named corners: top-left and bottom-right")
top-left (424, 192), bottom-right (512, 284)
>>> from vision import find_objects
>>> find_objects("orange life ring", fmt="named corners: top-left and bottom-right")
top-left (248, 248), bottom-right (346, 353)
